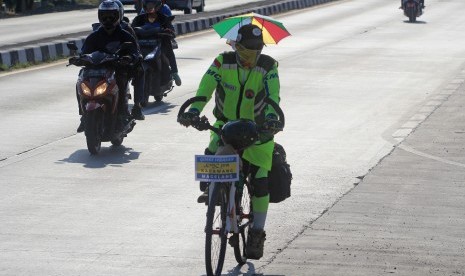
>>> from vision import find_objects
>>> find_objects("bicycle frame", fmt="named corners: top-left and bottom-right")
top-left (208, 144), bottom-right (251, 235)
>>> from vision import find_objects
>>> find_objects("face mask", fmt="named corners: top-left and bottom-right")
top-left (235, 43), bottom-right (262, 69)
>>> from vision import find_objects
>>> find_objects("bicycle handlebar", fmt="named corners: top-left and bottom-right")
top-left (177, 96), bottom-right (285, 133)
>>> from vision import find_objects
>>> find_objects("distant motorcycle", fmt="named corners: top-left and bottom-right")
top-left (134, 25), bottom-right (174, 105)
top-left (402, 0), bottom-right (423, 23)
top-left (67, 42), bottom-right (136, 154)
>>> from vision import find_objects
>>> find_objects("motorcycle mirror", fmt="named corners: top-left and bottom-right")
top-left (67, 42), bottom-right (78, 51)
top-left (91, 22), bottom-right (100, 32)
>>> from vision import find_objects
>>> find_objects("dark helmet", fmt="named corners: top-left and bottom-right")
top-left (221, 119), bottom-right (259, 150)
top-left (113, 0), bottom-right (124, 21)
top-left (236, 24), bottom-right (264, 50)
top-left (143, 0), bottom-right (162, 14)
top-left (98, 0), bottom-right (121, 32)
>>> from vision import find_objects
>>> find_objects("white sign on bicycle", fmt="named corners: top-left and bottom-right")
top-left (195, 155), bottom-right (240, 182)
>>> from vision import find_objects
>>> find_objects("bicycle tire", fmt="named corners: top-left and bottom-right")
top-left (233, 183), bottom-right (253, 265)
top-left (205, 183), bottom-right (228, 276)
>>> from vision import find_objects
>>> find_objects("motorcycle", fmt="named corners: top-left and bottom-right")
top-left (67, 42), bottom-right (136, 155)
top-left (134, 25), bottom-right (174, 105)
top-left (402, 0), bottom-right (423, 23)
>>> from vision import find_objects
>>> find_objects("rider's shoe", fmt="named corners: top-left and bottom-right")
top-left (131, 105), bottom-right (145, 120)
top-left (197, 189), bottom-right (208, 204)
top-left (116, 114), bottom-right (131, 133)
top-left (172, 72), bottom-right (182, 86)
top-left (246, 229), bottom-right (266, 260)
top-left (77, 116), bottom-right (85, 133)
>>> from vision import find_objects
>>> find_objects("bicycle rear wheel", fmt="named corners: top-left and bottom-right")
top-left (205, 183), bottom-right (228, 276)
top-left (233, 183), bottom-right (253, 265)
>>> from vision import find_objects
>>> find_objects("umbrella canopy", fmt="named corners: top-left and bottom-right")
top-left (212, 13), bottom-right (291, 45)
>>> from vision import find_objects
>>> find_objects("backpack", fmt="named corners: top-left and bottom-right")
top-left (269, 143), bottom-right (292, 203)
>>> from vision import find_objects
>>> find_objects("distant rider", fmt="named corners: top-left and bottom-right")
top-left (400, 0), bottom-right (425, 9)
top-left (132, 0), bottom-right (182, 86)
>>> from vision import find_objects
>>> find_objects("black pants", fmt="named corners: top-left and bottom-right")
top-left (115, 71), bottom-right (130, 116)
top-left (131, 64), bottom-right (145, 105)
top-left (162, 37), bottom-right (178, 73)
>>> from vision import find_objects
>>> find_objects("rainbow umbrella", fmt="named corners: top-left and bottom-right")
top-left (212, 13), bottom-right (291, 45)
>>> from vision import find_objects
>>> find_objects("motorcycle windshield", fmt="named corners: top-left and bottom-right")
top-left (139, 39), bottom-right (160, 47)
top-left (88, 51), bottom-right (116, 65)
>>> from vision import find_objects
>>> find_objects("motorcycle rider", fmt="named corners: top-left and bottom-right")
top-left (132, 0), bottom-right (182, 86)
top-left (78, 0), bottom-right (140, 132)
top-left (113, 0), bottom-right (146, 120)
top-left (400, 0), bottom-right (425, 9)
top-left (178, 24), bottom-right (283, 260)
top-left (139, 0), bottom-right (172, 16)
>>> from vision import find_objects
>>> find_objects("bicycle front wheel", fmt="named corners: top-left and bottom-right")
top-left (205, 183), bottom-right (228, 276)
top-left (233, 183), bottom-right (252, 265)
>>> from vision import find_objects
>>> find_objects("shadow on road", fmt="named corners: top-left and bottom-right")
top-left (143, 101), bottom-right (177, 116)
top-left (403, 20), bottom-right (427, 24)
top-left (57, 146), bottom-right (141, 168)
top-left (219, 261), bottom-right (285, 276)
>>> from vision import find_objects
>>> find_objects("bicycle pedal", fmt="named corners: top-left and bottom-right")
top-left (228, 234), bottom-right (239, 247)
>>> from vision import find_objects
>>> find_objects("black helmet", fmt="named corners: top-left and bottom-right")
top-left (236, 24), bottom-right (264, 50)
top-left (113, 0), bottom-right (124, 21)
top-left (143, 0), bottom-right (162, 14)
top-left (98, 0), bottom-right (120, 32)
top-left (221, 119), bottom-right (259, 150)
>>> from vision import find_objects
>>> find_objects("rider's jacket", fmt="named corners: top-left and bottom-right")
top-left (131, 12), bottom-right (174, 32)
top-left (191, 51), bottom-right (281, 170)
top-left (191, 51), bottom-right (280, 125)
top-left (81, 25), bottom-right (139, 58)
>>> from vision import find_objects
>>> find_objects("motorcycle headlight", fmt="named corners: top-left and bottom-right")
top-left (80, 83), bottom-right (91, 96)
top-left (94, 82), bottom-right (108, 96)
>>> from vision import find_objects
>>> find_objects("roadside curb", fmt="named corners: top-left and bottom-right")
top-left (0, 0), bottom-right (337, 68)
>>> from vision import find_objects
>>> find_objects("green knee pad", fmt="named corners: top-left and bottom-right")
top-left (252, 195), bottom-right (269, 213)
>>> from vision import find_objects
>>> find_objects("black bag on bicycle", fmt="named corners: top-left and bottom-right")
top-left (268, 143), bottom-right (292, 203)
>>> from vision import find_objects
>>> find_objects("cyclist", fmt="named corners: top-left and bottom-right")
top-left (178, 24), bottom-right (283, 260)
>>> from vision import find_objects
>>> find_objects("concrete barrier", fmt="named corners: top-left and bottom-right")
top-left (0, 0), bottom-right (337, 68)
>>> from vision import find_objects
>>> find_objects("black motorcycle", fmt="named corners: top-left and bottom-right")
top-left (402, 0), bottom-right (424, 23)
top-left (67, 42), bottom-right (136, 154)
top-left (134, 25), bottom-right (174, 105)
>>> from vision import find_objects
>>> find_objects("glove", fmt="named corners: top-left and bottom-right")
top-left (69, 56), bottom-right (83, 66)
top-left (119, 55), bottom-right (133, 66)
top-left (178, 108), bottom-right (200, 127)
top-left (263, 114), bottom-right (283, 134)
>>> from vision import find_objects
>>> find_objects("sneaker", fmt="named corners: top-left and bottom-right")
top-left (246, 229), bottom-right (266, 260)
top-left (77, 116), bottom-right (85, 133)
top-left (172, 72), bottom-right (182, 86)
top-left (116, 115), bottom-right (131, 133)
top-left (197, 190), bottom-right (208, 204)
top-left (131, 105), bottom-right (145, 120)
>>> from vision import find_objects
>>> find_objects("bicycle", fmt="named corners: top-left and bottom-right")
top-left (178, 96), bottom-right (285, 276)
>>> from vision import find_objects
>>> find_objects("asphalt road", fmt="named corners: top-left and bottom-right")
top-left (1, 0), bottom-right (465, 275)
